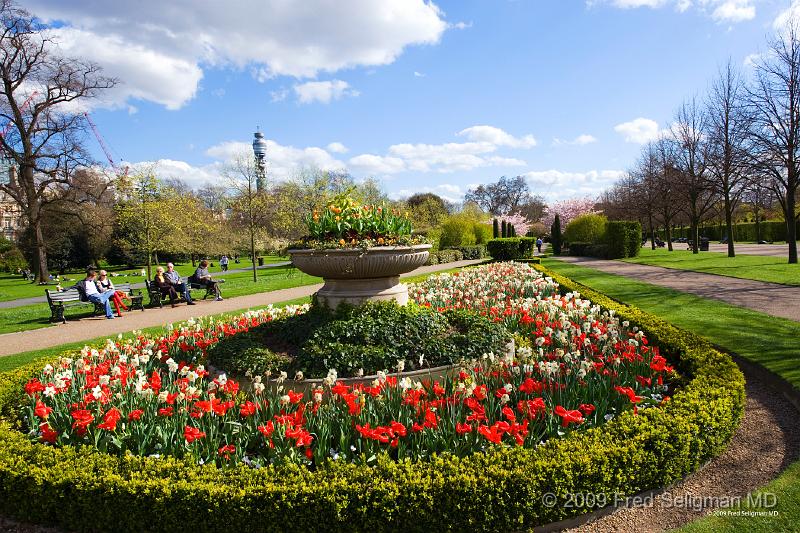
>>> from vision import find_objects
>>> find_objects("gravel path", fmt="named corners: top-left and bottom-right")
top-left (555, 256), bottom-right (800, 322)
top-left (0, 259), bottom-right (483, 357)
top-left (569, 359), bottom-right (800, 532)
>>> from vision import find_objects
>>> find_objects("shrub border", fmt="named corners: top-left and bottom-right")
top-left (0, 264), bottom-right (745, 533)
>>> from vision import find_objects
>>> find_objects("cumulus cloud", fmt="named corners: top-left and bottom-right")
top-left (523, 169), bottom-right (626, 201)
top-left (774, 0), bottom-right (800, 30)
top-left (553, 134), bottom-right (598, 146)
top-left (27, 0), bottom-right (449, 109)
top-left (457, 125), bottom-right (538, 148)
top-left (327, 142), bottom-right (349, 154)
top-left (347, 125), bottom-right (535, 175)
top-left (293, 80), bottom-right (359, 104)
top-left (614, 117), bottom-right (660, 144)
top-left (590, 0), bottom-right (756, 23)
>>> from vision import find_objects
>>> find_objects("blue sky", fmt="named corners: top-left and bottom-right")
top-left (26, 0), bottom-right (798, 203)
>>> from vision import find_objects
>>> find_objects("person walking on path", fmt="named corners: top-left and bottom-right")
top-left (164, 263), bottom-right (195, 305)
top-left (80, 270), bottom-right (116, 319)
top-left (153, 267), bottom-right (179, 307)
top-left (536, 237), bottom-right (543, 254)
top-left (193, 260), bottom-right (223, 301)
top-left (220, 255), bottom-right (229, 272)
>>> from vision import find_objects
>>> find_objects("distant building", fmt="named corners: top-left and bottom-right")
top-left (0, 161), bottom-right (22, 241)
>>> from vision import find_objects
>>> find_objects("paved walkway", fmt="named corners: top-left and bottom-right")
top-left (0, 262), bottom-right (293, 309)
top-left (0, 259), bottom-right (483, 357)
top-left (555, 256), bottom-right (800, 322)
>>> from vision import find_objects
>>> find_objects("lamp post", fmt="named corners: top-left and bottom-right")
top-left (252, 130), bottom-right (267, 192)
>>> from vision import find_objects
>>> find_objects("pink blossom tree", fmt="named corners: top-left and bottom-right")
top-left (504, 213), bottom-right (532, 236)
top-left (543, 197), bottom-right (600, 228)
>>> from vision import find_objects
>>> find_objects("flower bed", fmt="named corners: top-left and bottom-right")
top-left (0, 264), bottom-right (744, 532)
top-left (207, 301), bottom-right (510, 378)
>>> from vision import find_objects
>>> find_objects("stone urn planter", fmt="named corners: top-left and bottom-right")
top-left (288, 244), bottom-right (431, 308)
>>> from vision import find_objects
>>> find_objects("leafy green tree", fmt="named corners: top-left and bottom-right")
top-left (492, 218), bottom-right (499, 238)
top-left (114, 171), bottom-right (179, 279)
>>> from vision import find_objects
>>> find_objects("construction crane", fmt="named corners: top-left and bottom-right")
top-left (84, 112), bottom-right (128, 176)
top-left (0, 90), bottom-right (39, 140)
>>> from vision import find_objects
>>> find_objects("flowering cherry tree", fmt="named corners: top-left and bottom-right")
top-left (543, 197), bottom-right (600, 228)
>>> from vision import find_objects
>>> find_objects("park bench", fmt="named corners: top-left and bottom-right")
top-left (45, 283), bottom-right (144, 324)
top-left (144, 276), bottom-right (223, 307)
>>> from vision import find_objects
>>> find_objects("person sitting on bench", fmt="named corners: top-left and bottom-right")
top-left (82, 269), bottom-right (115, 319)
top-left (153, 266), bottom-right (179, 307)
top-left (97, 269), bottom-right (131, 317)
top-left (193, 260), bottom-right (222, 301)
top-left (164, 263), bottom-right (195, 305)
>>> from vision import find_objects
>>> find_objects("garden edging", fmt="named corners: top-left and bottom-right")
top-left (0, 263), bottom-right (745, 533)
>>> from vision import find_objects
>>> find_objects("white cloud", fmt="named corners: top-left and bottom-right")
top-left (205, 139), bottom-right (345, 179)
top-left (553, 134), bottom-right (598, 146)
top-left (293, 80), bottom-right (358, 104)
top-left (614, 117), bottom-right (660, 144)
top-left (456, 125), bottom-right (538, 148)
top-left (349, 125), bottom-right (536, 175)
top-left (711, 0), bottom-right (755, 22)
top-left (28, 0), bottom-right (449, 109)
top-left (451, 21), bottom-right (473, 30)
top-left (523, 169), bottom-right (626, 201)
top-left (414, 71), bottom-right (426, 77)
top-left (327, 142), bottom-right (349, 154)
top-left (45, 27), bottom-right (203, 110)
top-left (270, 88), bottom-right (289, 102)
top-left (349, 154), bottom-right (406, 174)
top-left (774, 0), bottom-right (800, 30)
top-left (591, 0), bottom-right (756, 23)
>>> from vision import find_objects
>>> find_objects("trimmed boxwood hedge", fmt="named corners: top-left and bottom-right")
top-left (0, 265), bottom-right (745, 533)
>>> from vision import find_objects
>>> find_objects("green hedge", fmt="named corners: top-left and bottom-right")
top-left (486, 238), bottom-right (521, 260)
top-left (442, 244), bottom-right (487, 260)
top-left (567, 242), bottom-right (609, 258)
top-left (425, 248), bottom-right (463, 265)
top-left (658, 220), bottom-right (799, 243)
top-left (606, 221), bottom-right (642, 259)
top-left (0, 266), bottom-right (745, 532)
top-left (486, 238), bottom-right (537, 260)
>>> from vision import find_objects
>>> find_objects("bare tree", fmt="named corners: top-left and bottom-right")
top-left (225, 153), bottom-right (271, 282)
top-left (631, 144), bottom-right (661, 249)
top-left (464, 175), bottom-right (532, 216)
top-left (0, 1), bottom-right (116, 281)
top-left (672, 97), bottom-right (717, 254)
top-left (653, 137), bottom-right (682, 251)
top-left (706, 60), bottom-right (751, 257)
top-left (746, 24), bottom-right (800, 263)
top-left (196, 182), bottom-right (230, 217)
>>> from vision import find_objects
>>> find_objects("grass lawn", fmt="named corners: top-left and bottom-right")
top-left (541, 258), bottom-right (800, 532)
top-left (0, 265), bottom-right (319, 335)
top-left (0, 256), bottom-right (287, 302)
top-left (623, 248), bottom-right (800, 286)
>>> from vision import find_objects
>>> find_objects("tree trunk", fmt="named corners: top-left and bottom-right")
top-left (648, 214), bottom-right (656, 250)
top-left (724, 191), bottom-right (735, 258)
top-left (755, 205), bottom-right (761, 243)
top-left (787, 189), bottom-right (797, 264)
top-left (33, 218), bottom-right (49, 283)
top-left (146, 252), bottom-right (152, 280)
top-left (691, 221), bottom-right (699, 254)
top-left (191, 254), bottom-right (196, 267)
top-left (665, 223), bottom-right (673, 252)
top-left (250, 228), bottom-right (257, 282)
